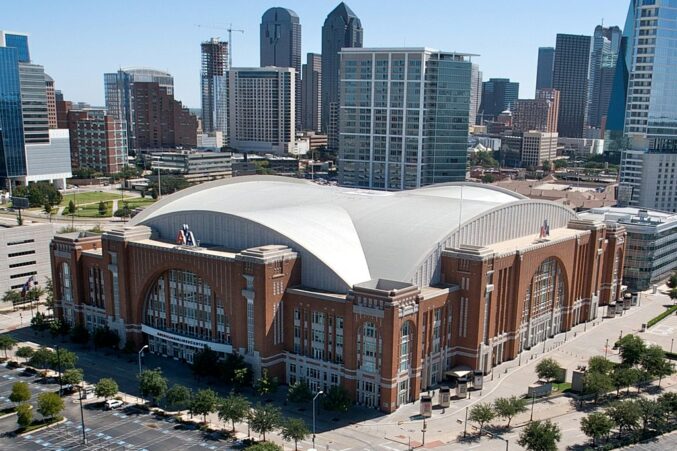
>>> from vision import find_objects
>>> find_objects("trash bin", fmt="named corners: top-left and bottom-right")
top-left (438, 386), bottom-right (450, 408)
top-left (420, 394), bottom-right (432, 418)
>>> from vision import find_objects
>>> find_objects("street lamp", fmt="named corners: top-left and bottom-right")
top-left (463, 406), bottom-right (469, 438)
top-left (76, 385), bottom-right (87, 445)
top-left (530, 394), bottom-right (536, 422)
top-left (55, 345), bottom-right (63, 395)
top-left (138, 345), bottom-right (149, 374)
top-left (312, 390), bottom-right (324, 449)
top-left (421, 418), bottom-right (427, 445)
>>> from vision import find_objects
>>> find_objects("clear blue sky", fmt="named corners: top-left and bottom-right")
top-left (3, 0), bottom-right (628, 108)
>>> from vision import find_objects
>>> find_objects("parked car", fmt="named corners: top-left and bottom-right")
top-left (105, 399), bottom-right (124, 410)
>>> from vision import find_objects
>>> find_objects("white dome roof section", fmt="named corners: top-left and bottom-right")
top-left (132, 176), bottom-right (574, 293)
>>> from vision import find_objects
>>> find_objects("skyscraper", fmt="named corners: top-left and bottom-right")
top-left (0, 31), bottom-right (71, 188)
top-left (338, 48), bottom-right (472, 190)
top-left (513, 89), bottom-right (560, 133)
top-left (469, 64), bottom-right (482, 126)
top-left (200, 38), bottom-right (228, 138)
top-left (553, 34), bottom-right (591, 138)
top-left (536, 47), bottom-right (555, 90)
top-left (104, 68), bottom-right (174, 151)
top-left (587, 25), bottom-right (622, 130)
top-left (228, 67), bottom-right (295, 154)
top-left (478, 78), bottom-right (519, 121)
top-left (302, 53), bottom-right (322, 132)
top-left (321, 2), bottom-right (363, 151)
top-left (44, 73), bottom-right (57, 129)
top-left (261, 7), bottom-right (301, 131)
top-left (619, 0), bottom-right (677, 212)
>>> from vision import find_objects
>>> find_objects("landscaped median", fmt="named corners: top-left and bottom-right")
top-left (647, 305), bottom-right (677, 328)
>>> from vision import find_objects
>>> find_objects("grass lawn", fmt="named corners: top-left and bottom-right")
top-left (123, 197), bottom-right (156, 209)
top-left (68, 201), bottom-right (114, 217)
top-left (59, 190), bottom-right (121, 207)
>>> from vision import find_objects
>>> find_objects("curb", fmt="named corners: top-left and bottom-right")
top-left (16, 416), bottom-right (66, 436)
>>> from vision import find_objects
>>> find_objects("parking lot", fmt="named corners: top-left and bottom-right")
top-left (0, 363), bottom-right (235, 450)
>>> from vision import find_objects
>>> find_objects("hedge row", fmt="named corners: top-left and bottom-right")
top-left (647, 305), bottom-right (677, 328)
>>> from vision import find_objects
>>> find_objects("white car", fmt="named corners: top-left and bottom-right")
top-left (105, 399), bottom-right (124, 410)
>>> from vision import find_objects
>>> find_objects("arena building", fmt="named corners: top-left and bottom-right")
top-left (50, 176), bottom-right (626, 412)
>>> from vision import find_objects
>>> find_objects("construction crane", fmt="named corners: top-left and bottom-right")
top-left (195, 23), bottom-right (244, 68)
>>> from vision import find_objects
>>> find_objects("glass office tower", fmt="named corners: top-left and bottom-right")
top-left (338, 48), bottom-right (472, 190)
top-left (0, 45), bottom-right (26, 179)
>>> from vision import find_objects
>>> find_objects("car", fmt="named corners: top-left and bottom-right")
top-left (105, 399), bottom-right (124, 410)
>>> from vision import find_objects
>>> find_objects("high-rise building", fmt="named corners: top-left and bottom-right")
top-left (131, 82), bottom-right (198, 150)
top-left (260, 7), bottom-right (301, 131)
top-left (521, 131), bottom-right (558, 167)
top-left (321, 2), bottom-right (363, 151)
top-left (338, 48), bottom-right (472, 190)
top-left (55, 90), bottom-right (72, 129)
top-left (478, 78), bottom-right (519, 121)
top-left (536, 47), bottom-right (555, 90)
top-left (513, 88), bottom-right (560, 133)
top-left (618, 0), bottom-right (677, 211)
top-left (44, 74), bottom-right (57, 129)
top-left (302, 53), bottom-right (322, 132)
top-left (200, 38), bottom-right (228, 138)
top-left (587, 25), bottom-right (622, 130)
top-left (104, 68), bottom-right (174, 151)
top-left (469, 64), bottom-right (482, 126)
top-left (553, 34), bottom-right (591, 138)
top-left (227, 67), bottom-right (295, 154)
top-left (68, 109), bottom-right (128, 175)
top-left (0, 31), bottom-right (71, 188)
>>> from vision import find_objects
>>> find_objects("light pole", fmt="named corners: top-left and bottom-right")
top-left (529, 394), bottom-right (536, 422)
top-left (76, 385), bottom-right (87, 444)
top-left (55, 345), bottom-right (63, 395)
top-left (463, 406), bottom-right (469, 438)
top-left (605, 338), bottom-right (609, 359)
top-left (421, 418), bottom-right (427, 445)
top-left (313, 390), bottom-right (324, 449)
top-left (138, 345), bottom-right (149, 374)
top-left (671, 338), bottom-right (674, 354)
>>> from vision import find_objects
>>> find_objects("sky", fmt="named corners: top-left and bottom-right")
top-left (3, 0), bottom-right (628, 109)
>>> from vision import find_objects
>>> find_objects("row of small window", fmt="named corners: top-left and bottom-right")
top-left (8, 250), bottom-right (36, 258)
top-left (10, 270), bottom-right (37, 280)
top-left (9, 260), bottom-right (36, 269)
top-left (7, 239), bottom-right (34, 246)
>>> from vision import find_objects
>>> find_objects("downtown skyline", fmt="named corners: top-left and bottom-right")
top-left (3, 0), bottom-right (626, 108)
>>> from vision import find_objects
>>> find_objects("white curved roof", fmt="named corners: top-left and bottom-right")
top-left (132, 176), bottom-right (545, 292)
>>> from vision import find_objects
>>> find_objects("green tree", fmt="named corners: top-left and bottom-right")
top-left (542, 160), bottom-right (552, 172)
top-left (287, 381), bottom-right (313, 403)
top-left (255, 369), bottom-right (279, 396)
top-left (15, 346), bottom-right (35, 363)
top-left (469, 402), bottom-right (495, 436)
top-left (247, 443), bottom-right (282, 451)
top-left (493, 396), bottom-right (528, 428)
top-left (670, 287), bottom-right (677, 304)
top-left (30, 312), bottom-right (49, 334)
top-left (640, 345), bottom-right (674, 383)
top-left (95, 377), bottom-right (118, 400)
top-left (43, 202), bottom-right (54, 221)
top-left (92, 327), bottom-right (120, 350)
top-left (588, 356), bottom-right (614, 375)
top-left (606, 400), bottom-right (640, 436)
top-left (98, 201), bottom-right (108, 216)
top-left (191, 345), bottom-right (219, 379)
top-left (658, 392), bottom-right (677, 422)
top-left (218, 392), bottom-right (251, 432)
top-left (249, 403), bottom-right (282, 441)
top-left (280, 417), bottom-right (310, 451)
top-left (138, 368), bottom-right (167, 405)
top-left (67, 199), bottom-right (76, 215)
top-left (0, 334), bottom-right (17, 358)
top-left (191, 388), bottom-right (219, 423)
top-left (62, 368), bottom-right (83, 386)
top-left (54, 348), bottom-right (78, 370)
top-left (616, 335), bottom-right (646, 367)
top-left (9, 381), bottom-right (31, 405)
top-left (481, 174), bottom-right (495, 184)
top-left (44, 277), bottom-right (54, 311)
top-left (233, 367), bottom-right (250, 388)
top-left (16, 403), bottom-right (33, 428)
top-left (612, 366), bottom-right (640, 396)
top-left (165, 384), bottom-right (192, 411)
top-left (535, 358), bottom-right (561, 382)
top-left (2, 289), bottom-right (22, 307)
top-left (637, 398), bottom-right (665, 433)
top-left (321, 385), bottom-right (351, 412)
top-left (37, 392), bottom-right (65, 420)
top-left (584, 370), bottom-right (614, 404)
top-left (28, 347), bottom-right (56, 369)
top-left (580, 412), bottom-right (613, 447)
top-left (70, 323), bottom-right (90, 344)
top-left (517, 420), bottom-right (561, 451)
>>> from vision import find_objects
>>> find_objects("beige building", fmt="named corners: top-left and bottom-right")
top-left (1, 219), bottom-right (54, 295)
top-left (513, 89), bottom-right (560, 133)
top-left (521, 131), bottom-right (558, 167)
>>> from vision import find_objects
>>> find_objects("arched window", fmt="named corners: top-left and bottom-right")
top-left (144, 269), bottom-right (229, 344)
top-left (357, 321), bottom-right (381, 373)
top-left (399, 321), bottom-right (413, 372)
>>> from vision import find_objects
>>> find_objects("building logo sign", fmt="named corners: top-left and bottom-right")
top-left (176, 224), bottom-right (197, 246)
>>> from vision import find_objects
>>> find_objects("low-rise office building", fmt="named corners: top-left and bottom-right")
top-left (580, 207), bottom-right (677, 291)
top-left (1, 219), bottom-right (54, 295)
top-left (151, 150), bottom-right (231, 184)
top-left (51, 176), bottom-right (625, 412)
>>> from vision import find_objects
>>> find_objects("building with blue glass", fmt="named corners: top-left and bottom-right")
top-left (0, 32), bottom-right (28, 182)
top-left (338, 48), bottom-right (473, 190)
